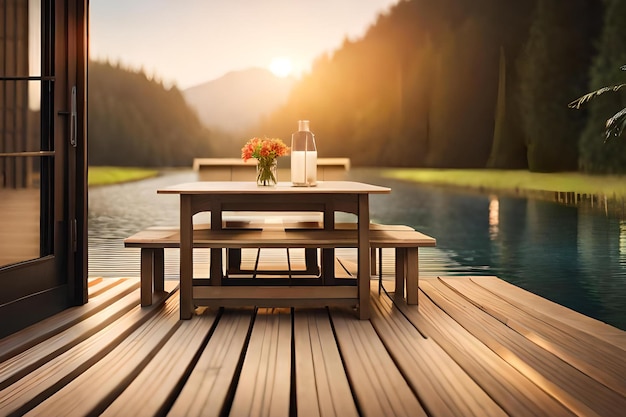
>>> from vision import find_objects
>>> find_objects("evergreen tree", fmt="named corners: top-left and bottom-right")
top-left (576, 0), bottom-right (626, 174)
top-left (487, 47), bottom-right (509, 168)
top-left (517, 0), bottom-right (601, 172)
top-left (88, 61), bottom-right (215, 167)
top-left (256, 0), bottom-right (594, 169)
top-left (426, 18), bottom-right (498, 168)
top-left (484, 0), bottom-right (535, 169)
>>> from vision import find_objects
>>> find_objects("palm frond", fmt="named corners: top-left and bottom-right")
top-left (568, 84), bottom-right (626, 109)
top-left (604, 107), bottom-right (626, 142)
top-left (569, 65), bottom-right (625, 142)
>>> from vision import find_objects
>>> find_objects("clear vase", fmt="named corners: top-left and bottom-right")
top-left (256, 159), bottom-right (278, 186)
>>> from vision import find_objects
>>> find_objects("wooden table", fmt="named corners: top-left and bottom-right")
top-left (158, 181), bottom-right (391, 319)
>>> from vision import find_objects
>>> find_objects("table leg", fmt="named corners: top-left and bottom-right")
top-left (304, 248), bottom-right (320, 275)
top-left (358, 194), bottom-right (370, 319)
top-left (180, 195), bottom-right (194, 319)
top-left (226, 248), bottom-right (242, 275)
top-left (210, 200), bottom-right (223, 285)
top-left (154, 249), bottom-right (164, 293)
top-left (322, 202), bottom-right (335, 285)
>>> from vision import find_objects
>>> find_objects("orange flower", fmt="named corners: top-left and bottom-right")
top-left (241, 137), bottom-right (289, 162)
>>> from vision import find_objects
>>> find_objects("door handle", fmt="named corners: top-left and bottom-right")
top-left (69, 86), bottom-right (77, 147)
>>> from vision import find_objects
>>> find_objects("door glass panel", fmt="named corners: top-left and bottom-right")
top-left (1, 0), bottom-right (41, 77)
top-left (0, 156), bottom-right (41, 266)
top-left (0, 79), bottom-right (43, 153)
top-left (1, 0), bottom-right (50, 268)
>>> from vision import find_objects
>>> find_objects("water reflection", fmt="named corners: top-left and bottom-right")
top-left (489, 195), bottom-right (499, 240)
top-left (352, 169), bottom-right (626, 330)
top-left (619, 220), bottom-right (626, 255)
top-left (88, 169), bottom-right (626, 330)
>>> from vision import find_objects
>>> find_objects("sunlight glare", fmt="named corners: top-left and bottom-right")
top-left (269, 57), bottom-right (293, 78)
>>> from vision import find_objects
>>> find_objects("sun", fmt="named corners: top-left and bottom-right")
top-left (269, 57), bottom-right (293, 78)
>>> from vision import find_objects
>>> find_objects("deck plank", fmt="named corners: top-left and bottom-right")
top-left (369, 291), bottom-right (508, 417)
top-left (87, 277), bottom-right (129, 299)
top-left (229, 308), bottom-right (292, 417)
top-left (18, 295), bottom-right (181, 417)
top-left (0, 260), bottom-right (624, 417)
top-left (472, 276), bottom-right (626, 349)
top-left (101, 309), bottom-right (218, 417)
top-left (167, 310), bottom-right (254, 417)
top-left (0, 288), bottom-right (146, 391)
top-left (386, 283), bottom-right (577, 417)
top-left (441, 276), bottom-right (626, 396)
top-left (330, 308), bottom-right (427, 417)
top-left (420, 278), bottom-right (626, 417)
top-left (293, 309), bottom-right (358, 417)
top-left (0, 278), bottom-right (140, 362)
top-left (0, 297), bottom-right (175, 416)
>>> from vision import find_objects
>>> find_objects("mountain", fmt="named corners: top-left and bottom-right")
top-left (183, 68), bottom-right (296, 135)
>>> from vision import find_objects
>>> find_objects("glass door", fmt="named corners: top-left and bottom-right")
top-left (0, 0), bottom-right (87, 337)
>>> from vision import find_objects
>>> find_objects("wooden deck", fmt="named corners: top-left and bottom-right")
top-left (1, 271), bottom-right (625, 416)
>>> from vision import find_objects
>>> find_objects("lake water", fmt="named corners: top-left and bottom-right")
top-left (88, 168), bottom-right (626, 330)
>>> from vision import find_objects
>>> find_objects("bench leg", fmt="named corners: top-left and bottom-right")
top-left (141, 249), bottom-right (154, 306)
top-left (140, 248), bottom-right (165, 307)
top-left (394, 248), bottom-right (406, 301)
top-left (371, 247), bottom-right (377, 276)
top-left (377, 248), bottom-right (382, 294)
top-left (405, 248), bottom-right (419, 305)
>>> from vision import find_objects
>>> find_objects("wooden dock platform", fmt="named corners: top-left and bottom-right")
top-left (1, 271), bottom-right (624, 417)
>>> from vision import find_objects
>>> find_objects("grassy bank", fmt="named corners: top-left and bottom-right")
top-left (381, 169), bottom-right (626, 199)
top-left (86, 166), bottom-right (626, 199)
top-left (88, 166), bottom-right (159, 186)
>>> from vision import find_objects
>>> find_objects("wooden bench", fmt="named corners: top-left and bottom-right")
top-left (124, 223), bottom-right (435, 307)
top-left (193, 157), bottom-right (351, 181)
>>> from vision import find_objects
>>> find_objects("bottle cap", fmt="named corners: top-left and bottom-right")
top-left (298, 120), bottom-right (310, 131)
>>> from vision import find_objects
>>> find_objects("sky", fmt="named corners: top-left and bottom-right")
top-left (89, 0), bottom-right (399, 89)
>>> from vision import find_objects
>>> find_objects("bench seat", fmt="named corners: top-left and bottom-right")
top-left (124, 223), bottom-right (436, 307)
top-left (126, 228), bottom-right (434, 249)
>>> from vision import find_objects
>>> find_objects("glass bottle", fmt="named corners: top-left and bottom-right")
top-left (290, 120), bottom-right (317, 186)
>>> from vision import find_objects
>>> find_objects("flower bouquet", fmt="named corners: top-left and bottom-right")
top-left (241, 137), bottom-right (289, 186)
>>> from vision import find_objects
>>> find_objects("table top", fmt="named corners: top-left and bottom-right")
top-left (158, 181), bottom-right (391, 195)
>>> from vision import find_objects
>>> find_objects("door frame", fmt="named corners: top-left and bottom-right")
top-left (0, 0), bottom-right (88, 338)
